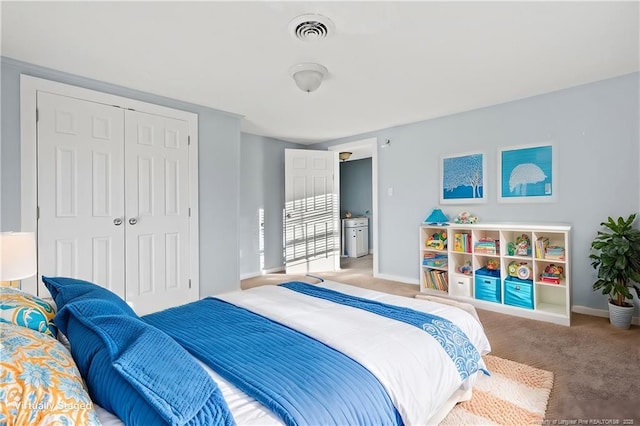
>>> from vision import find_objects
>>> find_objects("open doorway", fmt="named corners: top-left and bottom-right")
top-left (328, 138), bottom-right (378, 275)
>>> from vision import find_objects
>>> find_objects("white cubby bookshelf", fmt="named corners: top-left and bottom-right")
top-left (419, 223), bottom-right (571, 326)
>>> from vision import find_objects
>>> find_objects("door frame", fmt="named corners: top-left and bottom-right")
top-left (327, 137), bottom-right (379, 276)
top-left (20, 75), bottom-right (200, 296)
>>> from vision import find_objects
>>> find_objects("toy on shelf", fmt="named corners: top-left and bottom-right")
top-left (457, 260), bottom-right (472, 275)
top-left (453, 211), bottom-right (477, 224)
top-left (426, 230), bottom-right (448, 250)
top-left (486, 258), bottom-right (500, 270)
top-left (508, 261), bottom-right (532, 280)
top-left (540, 264), bottom-right (564, 284)
top-left (514, 234), bottom-right (531, 256)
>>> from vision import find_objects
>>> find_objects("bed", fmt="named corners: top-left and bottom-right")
top-left (1, 277), bottom-right (491, 425)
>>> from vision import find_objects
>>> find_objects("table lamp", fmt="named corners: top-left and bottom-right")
top-left (424, 208), bottom-right (449, 225)
top-left (0, 232), bottom-right (37, 288)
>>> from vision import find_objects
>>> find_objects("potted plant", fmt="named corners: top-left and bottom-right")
top-left (590, 213), bottom-right (640, 329)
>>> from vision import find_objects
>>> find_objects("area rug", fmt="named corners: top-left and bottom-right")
top-left (440, 354), bottom-right (554, 425)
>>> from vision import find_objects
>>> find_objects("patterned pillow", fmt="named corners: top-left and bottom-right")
top-left (0, 287), bottom-right (57, 337)
top-left (0, 322), bottom-right (100, 425)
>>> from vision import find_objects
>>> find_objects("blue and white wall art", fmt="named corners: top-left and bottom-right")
top-left (440, 152), bottom-right (486, 204)
top-left (499, 144), bottom-right (555, 203)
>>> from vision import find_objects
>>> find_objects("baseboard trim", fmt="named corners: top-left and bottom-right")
top-left (373, 272), bottom-right (419, 286)
top-left (240, 266), bottom-right (285, 281)
top-left (240, 272), bottom-right (261, 280)
top-left (572, 305), bottom-right (640, 325)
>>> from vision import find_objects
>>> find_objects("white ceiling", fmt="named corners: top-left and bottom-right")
top-left (2, 1), bottom-right (638, 144)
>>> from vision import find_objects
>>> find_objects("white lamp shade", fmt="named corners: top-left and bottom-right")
top-left (0, 232), bottom-right (37, 281)
top-left (289, 63), bottom-right (328, 93)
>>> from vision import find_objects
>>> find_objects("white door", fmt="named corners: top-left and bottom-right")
top-left (284, 149), bottom-right (340, 274)
top-left (36, 92), bottom-right (195, 314)
top-left (37, 92), bottom-right (126, 296)
top-left (124, 110), bottom-right (194, 314)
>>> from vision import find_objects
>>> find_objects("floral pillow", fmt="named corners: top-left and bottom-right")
top-left (0, 287), bottom-right (57, 337)
top-left (0, 322), bottom-right (100, 425)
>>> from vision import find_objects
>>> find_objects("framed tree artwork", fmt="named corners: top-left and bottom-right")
top-left (498, 143), bottom-right (556, 203)
top-left (440, 152), bottom-right (486, 204)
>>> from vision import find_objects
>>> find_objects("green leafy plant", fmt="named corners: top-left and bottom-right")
top-left (590, 213), bottom-right (640, 307)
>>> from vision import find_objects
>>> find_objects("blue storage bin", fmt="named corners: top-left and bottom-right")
top-left (475, 267), bottom-right (500, 278)
top-left (474, 274), bottom-right (501, 303)
top-left (504, 277), bottom-right (534, 309)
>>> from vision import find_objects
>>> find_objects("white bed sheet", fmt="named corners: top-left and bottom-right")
top-left (94, 280), bottom-right (491, 425)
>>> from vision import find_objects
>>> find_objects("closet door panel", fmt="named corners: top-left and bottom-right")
top-left (37, 92), bottom-right (125, 296)
top-left (124, 110), bottom-right (192, 314)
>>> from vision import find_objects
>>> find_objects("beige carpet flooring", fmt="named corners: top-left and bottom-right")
top-left (241, 255), bottom-right (640, 422)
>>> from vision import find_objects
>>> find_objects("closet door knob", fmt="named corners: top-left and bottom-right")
top-left (129, 217), bottom-right (138, 225)
top-left (113, 218), bottom-right (123, 226)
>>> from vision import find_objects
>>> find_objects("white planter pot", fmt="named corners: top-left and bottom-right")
top-left (608, 301), bottom-right (634, 329)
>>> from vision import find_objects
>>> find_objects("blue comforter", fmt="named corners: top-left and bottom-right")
top-left (143, 297), bottom-right (402, 426)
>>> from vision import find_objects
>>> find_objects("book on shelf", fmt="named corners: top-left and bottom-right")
top-left (453, 233), bottom-right (472, 253)
top-left (535, 237), bottom-right (549, 259)
top-left (474, 238), bottom-right (499, 255)
top-left (540, 275), bottom-right (561, 284)
top-left (423, 252), bottom-right (448, 267)
top-left (453, 234), bottom-right (463, 252)
top-left (422, 269), bottom-right (449, 292)
top-left (544, 245), bottom-right (565, 260)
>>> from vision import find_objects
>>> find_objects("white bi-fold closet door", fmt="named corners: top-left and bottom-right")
top-left (36, 90), bottom-right (195, 315)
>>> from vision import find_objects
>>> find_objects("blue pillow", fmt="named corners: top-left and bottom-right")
top-left (42, 276), bottom-right (136, 317)
top-left (56, 299), bottom-right (234, 425)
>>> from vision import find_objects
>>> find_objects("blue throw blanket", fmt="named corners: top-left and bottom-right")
top-left (280, 282), bottom-right (487, 380)
top-left (143, 297), bottom-right (402, 426)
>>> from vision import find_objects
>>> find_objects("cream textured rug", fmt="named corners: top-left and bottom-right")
top-left (441, 355), bottom-right (554, 425)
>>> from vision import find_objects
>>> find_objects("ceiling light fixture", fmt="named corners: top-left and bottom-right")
top-left (339, 152), bottom-right (352, 161)
top-left (289, 63), bottom-right (328, 93)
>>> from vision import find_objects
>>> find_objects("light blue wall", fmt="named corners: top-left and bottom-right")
top-left (239, 133), bottom-right (305, 277)
top-left (340, 158), bottom-right (373, 250)
top-left (0, 57), bottom-right (243, 296)
top-left (8, 57), bottom-right (636, 313)
top-left (313, 72), bottom-right (640, 314)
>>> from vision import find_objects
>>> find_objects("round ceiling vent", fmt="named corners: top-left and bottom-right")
top-left (289, 14), bottom-right (335, 42)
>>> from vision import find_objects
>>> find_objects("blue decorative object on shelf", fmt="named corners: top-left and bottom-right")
top-left (424, 208), bottom-right (449, 225)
